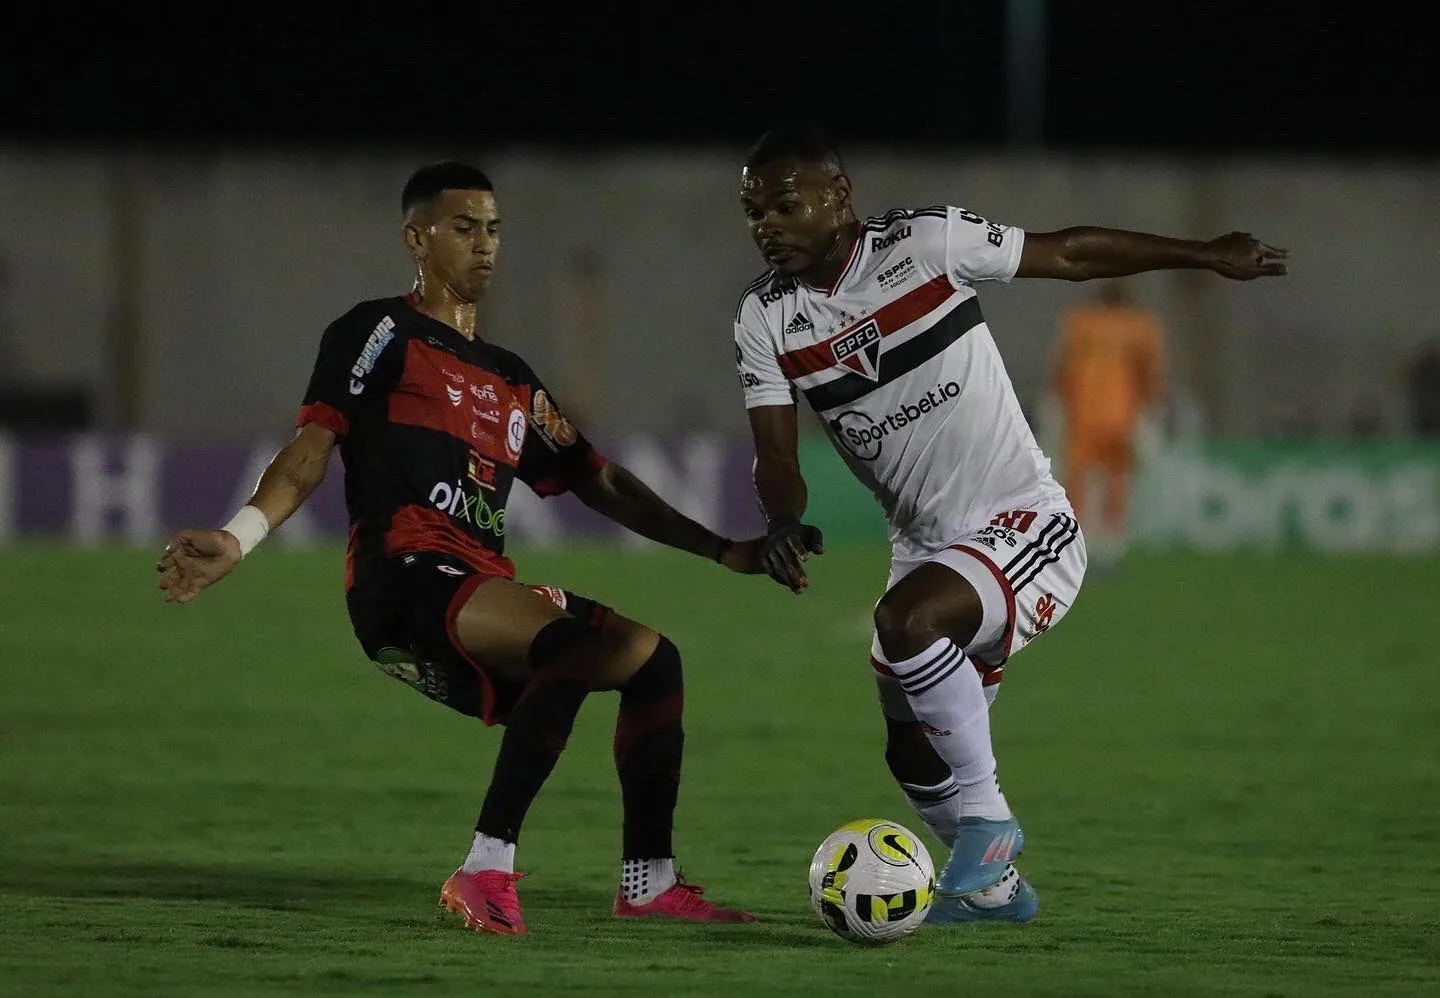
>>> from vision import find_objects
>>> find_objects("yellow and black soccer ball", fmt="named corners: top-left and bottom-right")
top-left (808, 818), bottom-right (936, 944)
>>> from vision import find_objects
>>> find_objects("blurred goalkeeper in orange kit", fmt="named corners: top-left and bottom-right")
top-left (1050, 280), bottom-right (1165, 571)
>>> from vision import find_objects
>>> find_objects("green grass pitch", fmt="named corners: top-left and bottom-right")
top-left (1, 542), bottom-right (1437, 997)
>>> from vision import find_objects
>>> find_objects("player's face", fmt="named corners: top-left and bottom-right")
top-left (406, 188), bottom-right (501, 301)
top-left (740, 157), bottom-right (850, 278)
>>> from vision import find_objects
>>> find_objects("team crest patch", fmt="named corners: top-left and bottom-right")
top-left (832, 319), bottom-right (882, 380)
top-left (505, 406), bottom-right (527, 460)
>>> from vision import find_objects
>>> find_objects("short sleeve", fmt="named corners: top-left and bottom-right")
top-left (514, 364), bottom-right (607, 497)
top-left (946, 206), bottom-right (1025, 285)
top-left (734, 312), bottom-right (794, 409)
top-left (296, 311), bottom-right (401, 438)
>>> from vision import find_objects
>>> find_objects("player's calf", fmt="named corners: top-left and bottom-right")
top-left (882, 716), bottom-right (963, 850)
top-left (463, 617), bottom-right (604, 891)
top-left (871, 571), bottom-right (1012, 825)
top-left (608, 635), bottom-right (755, 924)
top-left (872, 564), bottom-right (1018, 896)
top-left (614, 634), bottom-right (685, 904)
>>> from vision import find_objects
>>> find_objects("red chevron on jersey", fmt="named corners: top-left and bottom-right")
top-left (776, 275), bottom-right (952, 381)
top-left (734, 205), bottom-right (1073, 559)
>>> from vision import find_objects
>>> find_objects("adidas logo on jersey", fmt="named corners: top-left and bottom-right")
top-left (785, 313), bottom-right (815, 335)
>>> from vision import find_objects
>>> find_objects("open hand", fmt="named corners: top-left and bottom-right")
top-left (1207, 232), bottom-right (1289, 279)
top-left (156, 528), bottom-right (242, 604)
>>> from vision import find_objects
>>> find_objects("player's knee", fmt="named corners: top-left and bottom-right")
top-left (620, 634), bottom-right (683, 703)
top-left (616, 636), bottom-right (684, 764)
top-left (527, 615), bottom-right (602, 682)
top-left (872, 593), bottom-right (945, 662)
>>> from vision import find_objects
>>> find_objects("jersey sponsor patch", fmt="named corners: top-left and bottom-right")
top-left (531, 389), bottom-right (578, 447)
top-left (828, 380), bottom-right (962, 461)
top-left (429, 478), bottom-right (506, 536)
top-left (348, 315), bottom-right (396, 395)
top-left (870, 224), bottom-right (912, 252)
top-left (467, 450), bottom-right (498, 491)
top-left (758, 281), bottom-right (796, 306)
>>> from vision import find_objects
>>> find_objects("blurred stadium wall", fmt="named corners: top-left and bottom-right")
top-left (1, 147), bottom-right (1437, 553)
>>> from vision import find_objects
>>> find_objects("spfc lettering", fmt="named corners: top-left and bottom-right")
top-left (832, 319), bottom-right (883, 381)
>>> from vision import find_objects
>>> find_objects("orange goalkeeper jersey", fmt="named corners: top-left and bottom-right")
top-left (1054, 303), bottom-right (1163, 438)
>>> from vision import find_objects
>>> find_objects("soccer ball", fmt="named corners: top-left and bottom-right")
top-left (808, 818), bottom-right (936, 944)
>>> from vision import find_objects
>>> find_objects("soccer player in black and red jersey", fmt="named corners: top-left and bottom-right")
top-left (155, 162), bottom-right (770, 935)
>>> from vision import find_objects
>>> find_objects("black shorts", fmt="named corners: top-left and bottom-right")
top-left (347, 552), bottom-right (611, 725)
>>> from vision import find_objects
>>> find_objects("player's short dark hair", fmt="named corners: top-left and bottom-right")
top-left (744, 122), bottom-right (845, 174)
top-left (401, 162), bottom-right (494, 214)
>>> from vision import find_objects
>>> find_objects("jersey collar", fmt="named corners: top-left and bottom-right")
top-left (800, 221), bottom-right (864, 297)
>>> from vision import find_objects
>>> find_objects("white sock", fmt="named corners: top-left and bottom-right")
top-left (959, 772), bottom-right (1012, 822)
top-left (620, 857), bottom-right (675, 902)
top-left (883, 638), bottom-right (1012, 821)
top-left (461, 832), bottom-right (515, 874)
top-left (899, 778), bottom-right (963, 849)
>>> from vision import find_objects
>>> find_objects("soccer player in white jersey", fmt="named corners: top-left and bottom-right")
top-left (733, 123), bottom-right (1288, 923)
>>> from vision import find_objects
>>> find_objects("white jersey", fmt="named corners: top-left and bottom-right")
top-left (734, 205), bottom-right (1070, 560)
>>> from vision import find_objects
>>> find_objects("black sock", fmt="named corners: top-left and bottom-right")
top-left (474, 617), bottom-right (597, 844)
top-left (614, 635), bottom-right (684, 859)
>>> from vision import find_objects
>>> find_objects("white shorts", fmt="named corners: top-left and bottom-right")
top-left (874, 507), bottom-right (1087, 717)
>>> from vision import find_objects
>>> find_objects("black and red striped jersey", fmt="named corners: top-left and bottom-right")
top-left (297, 294), bottom-right (605, 586)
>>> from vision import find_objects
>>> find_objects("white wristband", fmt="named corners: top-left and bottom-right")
top-left (222, 505), bottom-right (271, 558)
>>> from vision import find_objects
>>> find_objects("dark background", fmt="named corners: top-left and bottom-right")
top-left (4, 4), bottom-right (1433, 155)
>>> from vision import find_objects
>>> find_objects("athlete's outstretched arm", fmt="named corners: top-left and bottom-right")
top-left (1016, 229), bottom-right (1288, 282)
top-left (569, 463), bottom-right (767, 576)
top-left (238, 422), bottom-right (336, 528)
top-left (156, 422), bottom-right (336, 603)
top-left (748, 404), bottom-right (824, 594)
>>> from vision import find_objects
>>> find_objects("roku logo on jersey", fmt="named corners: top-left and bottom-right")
top-left (870, 226), bottom-right (912, 252)
top-left (429, 480), bottom-right (506, 535)
top-left (348, 315), bottom-right (396, 395)
top-left (759, 281), bottom-right (796, 306)
top-left (829, 380), bottom-right (962, 461)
